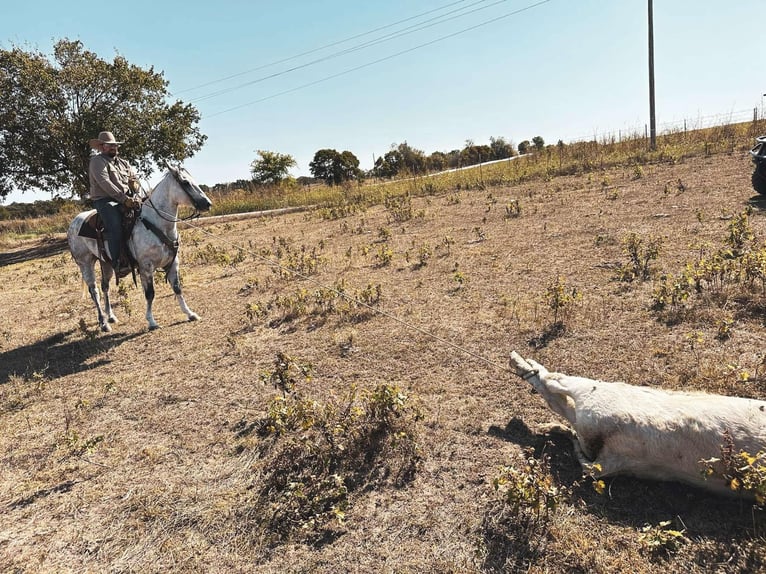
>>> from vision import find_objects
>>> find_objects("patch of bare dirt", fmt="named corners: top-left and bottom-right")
top-left (1, 151), bottom-right (765, 573)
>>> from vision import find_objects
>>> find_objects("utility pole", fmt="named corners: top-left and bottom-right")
top-left (648, 0), bottom-right (656, 150)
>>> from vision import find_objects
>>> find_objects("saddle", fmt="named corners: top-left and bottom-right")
top-left (79, 204), bottom-right (141, 282)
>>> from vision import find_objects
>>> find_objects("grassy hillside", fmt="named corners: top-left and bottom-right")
top-left (1, 132), bottom-right (766, 572)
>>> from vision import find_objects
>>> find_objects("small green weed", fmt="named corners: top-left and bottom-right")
top-left (701, 431), bottom-right (766, 506)
top-left (544, 276), bottom-right (581, 327)
top-left (504, 200), bottom-right (521, 220)
top-left (617, 232), bottom-right (662, 282)
top-left (638, 520), bottom-right (688, 557)
top-left (481, 451), bottom-right (569, 571)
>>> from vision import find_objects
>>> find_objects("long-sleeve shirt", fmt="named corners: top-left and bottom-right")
top-left (88, 153), bottom-right (136, 202)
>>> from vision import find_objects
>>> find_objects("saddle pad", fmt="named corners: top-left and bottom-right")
top-left (78, 212), bottom-right (103, 239)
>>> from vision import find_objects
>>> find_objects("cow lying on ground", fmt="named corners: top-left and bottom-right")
top-left (509, 351), bottom-right (766, 497)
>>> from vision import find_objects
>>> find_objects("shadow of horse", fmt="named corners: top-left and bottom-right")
top-left (746, 194), bottom-right (766, 211)
top-left (0, 328), bottom-right (142, 385)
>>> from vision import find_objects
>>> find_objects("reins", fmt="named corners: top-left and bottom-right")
top-left (136, 171), bottom-right (206, 261)
top-left (145, 195), bottom-right (203, 223)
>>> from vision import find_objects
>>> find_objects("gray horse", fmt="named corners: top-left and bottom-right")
top-left (67, 166), bottom-right (212, 332)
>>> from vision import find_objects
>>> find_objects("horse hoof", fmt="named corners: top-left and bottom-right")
top-left (149, 324), bottom-right (161, 331)
top-left (108, 316), bottom-right (118, 324)
top-left (188, 314), bottom-right (200, 322)
top-left (101, 324), bottom-right (111, 333)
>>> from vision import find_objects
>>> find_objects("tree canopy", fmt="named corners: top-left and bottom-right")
top-left (0, 39), bottom-right (206, 199)
top-left (373, 142), bottom-right (427, 179)
top-left (250, 150), bottom-right (297, 185)
top-left (309, 149), bottom-right (362, 186)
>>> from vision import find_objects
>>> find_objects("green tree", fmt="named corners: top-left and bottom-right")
top-left (461, 143), bottom-right (492, 166)
top-left (0, 39), bottom-right (206, 199)
top-left (427, 151), bottom-right (447, 172)
top-left (309, 149), bottom-right (361, 186)
top-left (532, 136), bottom-right (545, 151)
top-left (309, 148), bottom-right (339, 185)
top-left (518, 140), bottom-right (531, 155)
top-left (250, 150), bottom-right (297, 185)
top-left (489, 136), bottom-right (515, 159)
top-left (373, 142), bottom-right (426, 178)
top-left (337, 150), bottom-right (362, 184)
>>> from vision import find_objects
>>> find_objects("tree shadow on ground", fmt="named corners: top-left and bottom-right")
top-left (0, 328), bottom-right (141, 385)
top-left (489, 417), bottom-right (765, 539)
top-left (0, 236), bottom-right (69, 267)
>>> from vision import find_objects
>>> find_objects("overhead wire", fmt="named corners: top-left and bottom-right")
top-left (203, 0), bottom-right (552, 119)
top-left (175, 0), bottom-right (489, 97)
top-left (188, 0), bottom-right (507, 104)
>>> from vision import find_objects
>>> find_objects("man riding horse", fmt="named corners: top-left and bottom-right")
top-left (88, 131), bottom-right (140, 277)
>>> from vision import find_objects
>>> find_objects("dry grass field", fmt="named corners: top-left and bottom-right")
top-left (2, 149), bottom-right (766, 573)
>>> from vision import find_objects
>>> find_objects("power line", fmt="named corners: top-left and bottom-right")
top-left (188, 0), bottom-right (508, 105)
top-left (174, 0), bottom-right (485, 96)
top-left (204, 0), bottom-right (552, 119)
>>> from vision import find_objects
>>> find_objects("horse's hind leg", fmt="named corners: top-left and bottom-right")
top-left (166, 258), bottom-right (200, 322)
top-left (99, 261), bottom-right (118, 325)
top-left (79, 261), bottom-right (111, 332)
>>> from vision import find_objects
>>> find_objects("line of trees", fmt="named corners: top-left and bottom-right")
top-left (248, 135), bottom-right (541, 189)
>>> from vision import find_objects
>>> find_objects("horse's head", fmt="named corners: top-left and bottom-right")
top-left (166, 165), bottom-right (213, 212)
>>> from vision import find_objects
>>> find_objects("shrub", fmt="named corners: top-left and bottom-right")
top-left (618, 232), bottom-right (662, 282)
top-left (236, 354), bottom-right (421, 543)
top-left (481, 451), bottom-right (569, 571)
top-left (701, 431), bottom-right (766, 506)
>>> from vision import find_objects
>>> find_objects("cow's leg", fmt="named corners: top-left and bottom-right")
top-left (166, 257), bottom-right (200, 322)
top-left (537, 421), bottom-right (574, 436)
top-left (99, 261), bottom-right (118, 324)
top-left (139, 267), bottom-right (160, 330)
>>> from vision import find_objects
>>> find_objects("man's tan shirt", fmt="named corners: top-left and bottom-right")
top-left (89, 153), bottom-right (136, 202)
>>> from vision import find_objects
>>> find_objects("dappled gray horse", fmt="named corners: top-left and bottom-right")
top-left (67, 166), bottom-right (212, 332)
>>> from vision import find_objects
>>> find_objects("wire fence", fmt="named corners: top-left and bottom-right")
top-left (567, 107), bottom-right (763, 145)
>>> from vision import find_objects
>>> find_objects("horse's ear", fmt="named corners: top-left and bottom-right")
top-left (165, 163), bottom-right (178, 178)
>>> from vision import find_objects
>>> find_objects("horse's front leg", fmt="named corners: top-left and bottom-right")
top-left (167, 257), bottom-right (200, 322)
top-left (99, 261), bottom-right (118, 325)
top-left (138, 267), bottom-right (161, 330)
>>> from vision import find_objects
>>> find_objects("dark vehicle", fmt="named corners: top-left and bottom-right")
top-left (751, 135), bottom-right (766, 194)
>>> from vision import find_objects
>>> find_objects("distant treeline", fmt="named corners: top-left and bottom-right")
top-left (0, 197), bottom-right (83, 221)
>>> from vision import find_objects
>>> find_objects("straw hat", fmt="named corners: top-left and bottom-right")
top-left (89, 131), bottom-right (123, 150)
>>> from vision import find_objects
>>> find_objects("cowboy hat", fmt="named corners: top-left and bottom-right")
top-left (89, 131), bottom-right (123, 150)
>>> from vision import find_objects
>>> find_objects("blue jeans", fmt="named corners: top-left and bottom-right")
top-left (93, 198), bottom-right (124, 267)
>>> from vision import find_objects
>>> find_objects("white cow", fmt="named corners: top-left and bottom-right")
top-left (509, 351), bottom-right (766, 497)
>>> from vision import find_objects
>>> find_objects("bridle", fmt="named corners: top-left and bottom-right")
top-left (137, 166), bottom-right (210, 263)
top-left (142, 165), bottom-right (208, 223)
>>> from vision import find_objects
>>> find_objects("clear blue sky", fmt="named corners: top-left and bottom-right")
top-left (2, 0), bottom-right (763, 203)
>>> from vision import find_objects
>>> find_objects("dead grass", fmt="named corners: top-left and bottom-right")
top-left (2, 149), bottom-right (766, 573)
